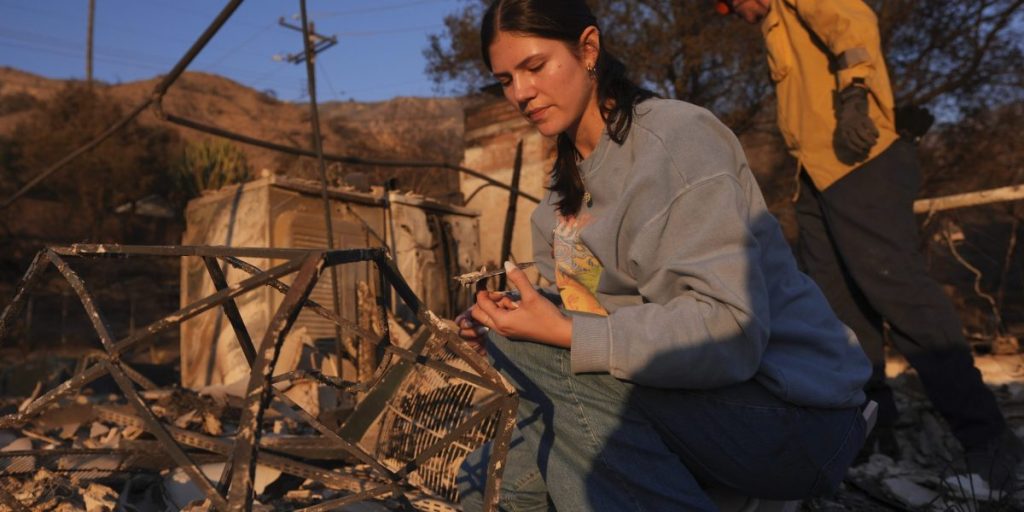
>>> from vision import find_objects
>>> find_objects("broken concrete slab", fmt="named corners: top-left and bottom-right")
top-left (881, 476), bottom-right (939, 508)
top-left (162, 462), bottom-right (282, 509)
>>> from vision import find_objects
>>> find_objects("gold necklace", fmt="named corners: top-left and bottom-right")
top-left (579, 168), bottom-right (592, 207)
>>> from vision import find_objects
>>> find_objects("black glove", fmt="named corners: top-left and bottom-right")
top-left (895, 104), bottom-right (934, 141)
top-left (835, 84), bottom-right (879, 155)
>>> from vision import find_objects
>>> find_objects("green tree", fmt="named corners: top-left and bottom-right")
top-left (172, 139), bottom-right (252, 203)
top-left (425, 0), bottom-right (1024, 128)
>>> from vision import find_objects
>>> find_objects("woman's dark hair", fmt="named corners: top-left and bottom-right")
top-left (481, 0), bottom-right (654, 216)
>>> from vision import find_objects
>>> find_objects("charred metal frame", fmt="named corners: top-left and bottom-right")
top-left (0, 245), bottom-right (517, 511)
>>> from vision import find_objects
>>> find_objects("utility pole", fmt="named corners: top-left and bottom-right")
top-left (86, 0), bottom-right (95, 85)
top-left (276, 15), bottom-right (335, 64)
top-left (276, 15), bottom-right (337, 64)
top-left (280, 5), bottom-right (349, 375)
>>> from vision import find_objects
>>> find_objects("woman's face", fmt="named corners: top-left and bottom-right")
top-left (488, 30), bottom-right (596, 138)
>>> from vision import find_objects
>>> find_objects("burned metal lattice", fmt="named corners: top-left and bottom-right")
top-left (0, 245), bottom-right (517, 511)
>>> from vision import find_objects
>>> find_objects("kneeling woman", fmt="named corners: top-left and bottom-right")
top-left (456, 1), bottom-right (871, 510)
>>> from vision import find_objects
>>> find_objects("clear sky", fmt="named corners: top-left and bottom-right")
top-left (0, 0), bottom-right (467, 102)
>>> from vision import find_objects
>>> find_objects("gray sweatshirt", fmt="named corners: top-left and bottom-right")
top-left (531, 98), bottom-right (870, 409)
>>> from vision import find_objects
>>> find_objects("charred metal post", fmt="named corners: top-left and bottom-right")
top-left (86, 0), bottom-right (95, 85)
top-left (107, 359), bottom-right (229, 509)
top-left (295, 0), bottom-right (347, 381)
top-left (0, 245), bottom-right (517, 511)
top-left (0, 251), bottom-right (49, 341)
top-left (222, 254), bottom-right (374, 347)
top-left (203, 256), bottom-right (258, 366)
top-left (226, 254), bottom-right (324, 510)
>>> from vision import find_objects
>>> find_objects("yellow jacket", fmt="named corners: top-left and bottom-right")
top-left (763, 0), bottom-right (899, 190)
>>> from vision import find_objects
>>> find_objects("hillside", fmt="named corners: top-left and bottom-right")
top-left (0, 67), bottom-right (468, 201)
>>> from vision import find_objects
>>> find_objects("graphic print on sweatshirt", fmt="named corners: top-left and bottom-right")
top-left (553, 215), bottom-right (608, 316)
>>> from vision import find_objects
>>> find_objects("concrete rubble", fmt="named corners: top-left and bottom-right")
top-left (1, 355), bottom-right (1021, 511)
top-left (0, 245), bottom-right (518, 511)
top-left (0, 245), bottom-right (1021, 511)
top-left (0, 346), bottom-right (506, 511)
top-left (808, 353), bottom-right (1024, 511)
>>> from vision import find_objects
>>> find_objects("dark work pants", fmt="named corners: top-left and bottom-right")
top-left (794, 139), bottom-right (1005, 451)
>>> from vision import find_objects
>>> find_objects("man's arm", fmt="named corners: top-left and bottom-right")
top-left (786, 0), bottom-right (882, 90)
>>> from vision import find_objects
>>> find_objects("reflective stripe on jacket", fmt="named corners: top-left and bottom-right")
top-left (764, 0), bottom-right (899, 190)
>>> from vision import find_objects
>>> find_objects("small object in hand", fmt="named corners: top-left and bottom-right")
top-left (454, 262), bottom-right (536, 288)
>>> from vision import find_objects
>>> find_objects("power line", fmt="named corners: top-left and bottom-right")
top-left (0, 26), bottom-right (176, 67)
top-left (336, 24), bottom-right (443, 37)
top-left (0, 30), bottom-right (290, 85)
top-left (314, 0), bottom-right (451, 18)
top-left (0, 40), bottom-right (167, 73)
top-left (198, 21), bottom-right (277, 71)
top-left (318, 60), bottom-right (342, 101)
top-left (0, 2), bottom-right (272, 61)
top-left (0, 0), bottom-right (247, 211)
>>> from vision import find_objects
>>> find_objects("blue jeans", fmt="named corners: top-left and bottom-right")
top-left (457, 332), bottom-right (865, 511)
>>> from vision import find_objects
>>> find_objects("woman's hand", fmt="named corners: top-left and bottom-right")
top-left (454, 307), bottom-right (488, 355)
top-left (471, 261), bottom-right (572, 348)
top-left (454, 291), bottom-right (520, 355)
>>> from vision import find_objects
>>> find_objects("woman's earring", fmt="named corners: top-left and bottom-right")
top-left (586, 63), bottom-right (597, 79)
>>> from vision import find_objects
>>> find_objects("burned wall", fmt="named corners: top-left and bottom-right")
top-left (461, 96), bottom-right (555, 281)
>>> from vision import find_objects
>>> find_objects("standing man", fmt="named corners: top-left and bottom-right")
top-left (717, 0), bottom-right (1022, 494)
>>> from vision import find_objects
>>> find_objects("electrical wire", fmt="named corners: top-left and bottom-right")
top-left (157, 111), bottom-right (542, 204)
top-left (0, 0), bottom-right (246, 211)
top-left (0, 40), bottom-right (166, 73)
top-left (314, 0), bottom-right (451, 18)
top-left (336, 24), bottom-right (443, 37)
top-left (0, 1), bottom-right (267, 55)
top-left (198, 21), bottom-right (277, 71)
top-left (318, 59), bottom-right (342, 101)
top-left (0, 28), bottom-right (283, 84)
